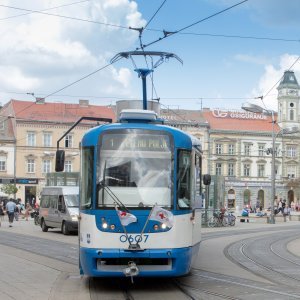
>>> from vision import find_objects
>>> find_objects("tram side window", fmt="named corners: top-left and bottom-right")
top-left (194, 154), bottom-right (203, 208)
top-left (177, 150), bottom-right (191, 209)
top-left (81, 147), bottom-right (94, 209)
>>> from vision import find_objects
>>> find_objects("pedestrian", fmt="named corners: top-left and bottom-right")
top-left (24, 203), bottom-right (33, 221)
top-left (282, 199), bottom-right (286, 213)
top-left (14, 201), bottom-right (21, 221)
top-left (255, 199), bottom-right (260, 213)
top-left (0, 203), bottom-right (4, 219)
top-left (241, 206), bottom-right (249, 217)
top-left (278, 199), bottom-right (283, 214)
top-left (291, 201), bottom-right (295, 211)
top-left (0, 203), bottom-right (5, 226)
top-left (5, 198), bottom-right (16, 227)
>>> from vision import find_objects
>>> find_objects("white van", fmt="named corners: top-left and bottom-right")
top-left (39, 186), bottom-right (79, 235)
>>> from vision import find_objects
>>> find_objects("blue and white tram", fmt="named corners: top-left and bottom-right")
top-left (78, 109), bottom-right (208, 278)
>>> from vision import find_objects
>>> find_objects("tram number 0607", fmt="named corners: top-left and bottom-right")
top-left (119, 234), bottom-right (149, 243)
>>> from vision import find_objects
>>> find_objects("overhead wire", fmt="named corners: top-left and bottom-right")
top-left (143, 0), bottom-right (167, 31)
top-left (130, 0), bottom-right (168, 101)
top-left (138, 0), bottom-right (249, 50)
top-left (0, 3), bottom-right (128, 29)
top-left (0, 0), bottom-right (90, 21)
top-left (257, 55), bottom-right (300, 110)
top-left (44, 58), bottom-right (122, 99)
top-left (179, 32), bottom-right (300, 43)
top-left (1, 2), bottom-right (300, 45)
top-left (1, 58), bottom-right (121, 120)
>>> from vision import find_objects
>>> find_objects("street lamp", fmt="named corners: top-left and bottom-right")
top-left (242, 102), bottom-right (299, 224)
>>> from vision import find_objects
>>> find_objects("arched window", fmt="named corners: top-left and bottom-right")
top-left (289, 109), bottom-right (295, 121)
top-left (257, 190), bottom-right (264, 208)
top-left (227, 189), bottom-right (235, 208)
top-left (243, 189), bottom-right (251, 206)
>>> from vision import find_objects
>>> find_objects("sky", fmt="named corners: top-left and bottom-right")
top-left (0, 0), bottom-right (300, 112)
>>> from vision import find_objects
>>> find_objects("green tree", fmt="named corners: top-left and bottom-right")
top-left (0, 184), bottom-right (18, 197)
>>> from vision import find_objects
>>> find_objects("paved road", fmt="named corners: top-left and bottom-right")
top-left (0, 216), bottom-right (300, 299)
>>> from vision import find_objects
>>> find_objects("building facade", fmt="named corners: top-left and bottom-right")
top-left (160, 71), bottom-right (300, 211)
top-left (0, 99), bottom-right (114, 204)
top-left (201, 70), bottom-right (300, 211)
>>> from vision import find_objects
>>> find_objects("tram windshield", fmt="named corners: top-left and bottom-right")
top-left (97, 130), bottom-right (173, 208)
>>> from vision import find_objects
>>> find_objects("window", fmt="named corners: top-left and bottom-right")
top-left (43, 132), bottom-right (52, 147)
top-left (216, 163), bottom-right (222, 175)
top-left (64, 160), bottom-right (72, 172)
top-left (228, 144), bottom-right (234, 155)
top-left (287, 165), bottom-right (296, 178)
top-left (177, 150), bottom-right (192, 208)
top-left (65, 134), bottom-right (73, 148)
top-left (286, 146), bottom-right (297, 158)
top-left (81, 147), bottom-right (94, 209)
top-left (275, 145), bottom-right (280, 157)
top-left (42, 159), bottom-right (51, 173)
top-left (243, 164), bottom-right (250, 176)
top-left (244, 144), bottom-right (251, 156)
top-left (258, 164), bottom-right (265, 177)
top-left (258, 145), bottom-right (265, 157)
top-left (27, 159), bottom-right (35, 173)
top-left (27, 132), bottom-right (36, 146)
top-left (0, 156), bottom-right (6, 171)
top-left (216, 144), bottom-right (222, 155)
top-left (289, 109), bottom-right (295, 121)
top-left (228, 163), bottom-right (234, 176)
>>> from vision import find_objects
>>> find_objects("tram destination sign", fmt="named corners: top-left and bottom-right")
top-left (102, 133), bottom-right (171, 151)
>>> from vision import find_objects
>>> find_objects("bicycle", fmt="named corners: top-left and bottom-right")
top-left (225, 211), bottom-right (236, 226)
top-left (208, 212), bottom-right (227, 227)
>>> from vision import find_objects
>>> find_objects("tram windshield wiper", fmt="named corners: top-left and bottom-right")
top-left (97, 161), bottom-right (130, 213)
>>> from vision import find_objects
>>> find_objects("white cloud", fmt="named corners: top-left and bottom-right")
top-left (112, 67), bottom-right (132, 88)
top-left (250, 54), bottom-right (300, 111)
top-left (0, 66), bottom-right (40, 90)
top-left (234, 54), bottom-right (269, 65)
top-left (0, 0), bottom-right (145, 102)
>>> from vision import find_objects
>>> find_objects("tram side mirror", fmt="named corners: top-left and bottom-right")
top-left (55, 150), bottom-right (65, 172)
top-left (203, 174), bottom-right (211, 186)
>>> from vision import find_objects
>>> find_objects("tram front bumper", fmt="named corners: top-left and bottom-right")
top-left (80, 246), bottom-right (193, 277)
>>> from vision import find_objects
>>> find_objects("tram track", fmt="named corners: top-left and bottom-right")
top-left (225, 229), bottom-right (300, 287)
top-left (174, 278), bottom-right (241, 300)
top-left (183, 268), bottom-right (300, 299)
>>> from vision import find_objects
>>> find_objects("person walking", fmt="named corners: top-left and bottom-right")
top-left (14, 201), bottom-right (21, 221)
top-left (5, 198), bottom-right (16, 227)
top-left (278, 199), bottom-right (283, 214)
top-left (0, 203), bottom-right (5, 227)
top-left (24, 203), bottom-right (32, 221)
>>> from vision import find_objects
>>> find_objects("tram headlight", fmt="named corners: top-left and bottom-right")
top-left (71, 215), bottom-right (78, 221)
top-left (102, 222), bottom-right (108, 229)
top-left (161, 223), bottom-right (167, 230)
top-left (153, 224), bottom-right (159, 230)
top-left (110, 224), bottom-right (116, 230)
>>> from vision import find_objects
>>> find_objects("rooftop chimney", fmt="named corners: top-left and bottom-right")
top-left (35, 98), bottom-right (45, 104)
top-left (79, 99), bottom-right (89, 107)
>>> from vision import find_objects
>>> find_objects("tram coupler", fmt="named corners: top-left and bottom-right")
top-left (123, 261), bottom-right (139, 283)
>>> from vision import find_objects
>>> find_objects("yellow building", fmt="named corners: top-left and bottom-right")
top-left (0, 99), bottom-right (114, 205)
